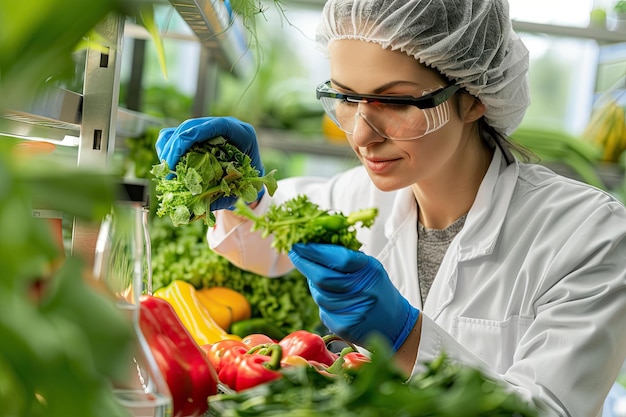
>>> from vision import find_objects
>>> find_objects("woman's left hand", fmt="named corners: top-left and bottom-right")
top-left (288, 243), bottom-right (419, 351)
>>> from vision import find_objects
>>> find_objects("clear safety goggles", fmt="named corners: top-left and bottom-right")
top-left (316, 80), bottom-right (461, 141)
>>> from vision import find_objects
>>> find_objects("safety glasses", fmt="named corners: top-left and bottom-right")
top-left (316, 80), bottom-right (461, 140)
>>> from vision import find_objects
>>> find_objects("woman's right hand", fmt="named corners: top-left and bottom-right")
top-left (155, 116), bottom-right (265, 210)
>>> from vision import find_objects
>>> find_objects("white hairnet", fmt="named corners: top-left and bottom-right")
top-left (316, 0), bottom-right (530, 135)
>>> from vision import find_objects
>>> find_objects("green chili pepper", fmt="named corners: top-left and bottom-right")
top-left (311, 215), bottom-right (348, 231)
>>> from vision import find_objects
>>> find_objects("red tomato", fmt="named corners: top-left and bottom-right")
top-left (242, 333), bottom-right (275, 348)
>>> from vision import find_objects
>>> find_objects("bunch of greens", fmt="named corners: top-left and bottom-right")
top-left (151, 136), bottom-right (277, 227)
top-left (209, 337), bottom-right (538, 417)
top-left (233, 194), bottom-right (378, 253)
top-left (149, 216), bottom-right (320, 334)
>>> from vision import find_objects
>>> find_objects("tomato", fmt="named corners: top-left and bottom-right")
top-left (242, 333), bottom-right (275, 348)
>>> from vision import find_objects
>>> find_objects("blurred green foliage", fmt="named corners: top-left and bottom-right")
top-left (0, 1), bottom-right (158, 416)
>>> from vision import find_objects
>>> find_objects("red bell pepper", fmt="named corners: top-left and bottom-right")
top-left (218, 344), bottom-right (283, 391)
top-left (280, 354), bottom-right (317, 369)
top-left (342, 351), bottom-right (371, 372)
top-left (234, 344), bottom-right (283, 391)
top-left (139, 295), bottom-right (218, 417)
top-left (278, 330), bottom-right (339, 366)
top-left (216, 344), bottom-right (249, 389)
top-left (327, 346), bottom-right (371, 375)
top-left (242, 333), bottom-right (275, 348)
top-left (203, 339), bottom-right (247, 374)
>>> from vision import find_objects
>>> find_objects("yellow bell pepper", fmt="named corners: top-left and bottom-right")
top-left (153, 280), bottom-right (241, 345)
top-left (194, 287), bottom-right (234, 330)
top-left (197, 286), bottom-right (252, 324)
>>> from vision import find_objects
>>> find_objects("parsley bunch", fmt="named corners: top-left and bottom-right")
top-left (151, 136), bottom-right (277, 227)
top-left (233, 194), bottom-right (378, 253)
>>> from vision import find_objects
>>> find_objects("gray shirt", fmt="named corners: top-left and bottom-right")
top-left (417, 214), bottom-right (467, 303)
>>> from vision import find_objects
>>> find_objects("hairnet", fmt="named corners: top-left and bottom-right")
top-left (316, 0), bottom-right (530, 135)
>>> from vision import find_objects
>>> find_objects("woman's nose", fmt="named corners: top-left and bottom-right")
top-left (350, 111), bottom-right (387, 147)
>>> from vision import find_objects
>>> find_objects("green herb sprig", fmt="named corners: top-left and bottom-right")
top-left (233, 194), bottom-right (378, 253)
top-left (151, 136), bottom-right (277, 227)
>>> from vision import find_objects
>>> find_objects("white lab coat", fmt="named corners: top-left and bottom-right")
top-left (208, 149), bottom-right (626, 417)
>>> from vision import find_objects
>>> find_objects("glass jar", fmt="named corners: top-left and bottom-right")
top-left (93, 180), bottom-right (172, 417)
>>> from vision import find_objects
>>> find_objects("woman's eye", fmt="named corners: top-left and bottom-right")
top-left (392, 104), bottom-right (413, 111)
top-left (339, 99), bottom-right (358, 106)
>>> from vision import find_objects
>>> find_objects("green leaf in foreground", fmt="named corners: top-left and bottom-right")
top-left (233, 194), bottom-right (378, 253)
top-left (209, 336), bottom-right (538, 417)
top-left (151, 136), bottom-right (277, 227)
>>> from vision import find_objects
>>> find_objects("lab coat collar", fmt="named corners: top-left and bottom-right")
top-left (456, 148), bottom-right (519, 261)
top-left (384, 184), bottom-right (419, 240)
top-left (383, 148), bottom-right (518, 260)
top-left (423, 149), bottom-right (519, 319)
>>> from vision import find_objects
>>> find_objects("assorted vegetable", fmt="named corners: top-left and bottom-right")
top-left (233, 194), bottom-right (379, 253)
top-left (198, 286), bottom-right (252, 324)
top-left (209, 337), bottom-right (539, 417)
top-left (194, 285), bottom-right (252, 330)
top-left (230, 317), bottom-right (288, 341)
top-left (149, 216), bottom-right (321, 335)
top-left (203, 331), bottom-right (357, 393)
top-left (277, 330), bottom-right (339, 367)
top-left (219, 344), bottom-right (284, 392)
top-left (151, 136), bottom-right (278, 227)
top-left (203, 340), bottom-right (249, 375)
top-left (195, 287), bottom-right (236, 330)
top-left (139, 295), bottom-right (218, 417)
top-left (241, 333), bottom-right (276, 348)
top-left (153, 280), bottom-right (241, 345)
top-left (325, 346), bottom-right (371, 375)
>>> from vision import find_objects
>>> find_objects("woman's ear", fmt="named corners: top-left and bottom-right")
top-left (458, 94), bottom-right (486, 123)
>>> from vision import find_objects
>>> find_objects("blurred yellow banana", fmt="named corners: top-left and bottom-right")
top-left (584, 99), bottom-right (626, 162)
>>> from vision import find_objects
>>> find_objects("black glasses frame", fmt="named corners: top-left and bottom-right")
top-left (316, 80), bottom-right (461, 110)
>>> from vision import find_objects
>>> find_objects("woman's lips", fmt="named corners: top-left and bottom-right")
top-left (362, 155), bottom-right (401, 173)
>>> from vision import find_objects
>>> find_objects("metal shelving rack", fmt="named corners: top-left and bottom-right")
top-left (0, 0), bottom-right (254, 253)
top-left (512, 20), bottom-right (626, 43)
top-left (169, 0), bottom-right (253, 79)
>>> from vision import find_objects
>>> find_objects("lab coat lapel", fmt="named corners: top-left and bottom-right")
top-left (425, 150), bottom-right (519, 319)
top-left (381, 187), bottom-right (422, 309)
top-left (456, 150), bottom-right (519, 260)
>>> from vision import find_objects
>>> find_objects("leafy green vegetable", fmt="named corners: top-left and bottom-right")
top-left (209, 336), bottom-right (538, 417)
top-left (151, 136), bottom-right (277, 227)
top-left (149, 216), bottom-right (320, 334)
top-left (233, 194), bottom-right (378, 253)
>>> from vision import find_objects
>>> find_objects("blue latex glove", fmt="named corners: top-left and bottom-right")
top-left (289, 243), bottom-right (420, 352)
top-left (155, 116), bottom-right (264, 210)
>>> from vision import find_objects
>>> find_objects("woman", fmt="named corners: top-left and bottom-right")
top-left (156, 1), bottom-right (626, 415)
